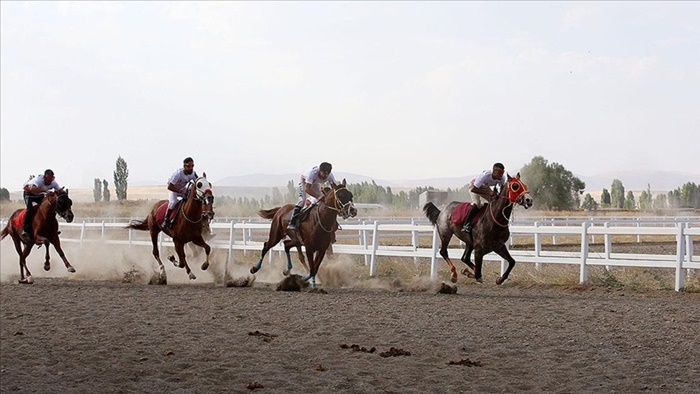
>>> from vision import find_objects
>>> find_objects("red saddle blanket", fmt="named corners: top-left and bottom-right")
top-left (155, 201), bottom-right (181, 224)
top-left (449, 202), bottom-right (483, 227)
top-left (12, 210), bottom-right (28, 228)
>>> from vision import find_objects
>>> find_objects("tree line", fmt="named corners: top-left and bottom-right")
top-left (1, 155), bottom-right (697, 212)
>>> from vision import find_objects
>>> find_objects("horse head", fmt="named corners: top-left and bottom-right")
top-left (502, 173), bottom-right (533, 209)
top-left (189, 172), bottom-right (215, 207)
top-left (55, 190), bottom-right (74, 222)
top-left (326, 179), bottom-right (356, 219)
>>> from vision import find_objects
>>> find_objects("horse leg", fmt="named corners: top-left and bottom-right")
top-left (251, 229), bottom-right (283, 274)
top-left (191, 236), bottom-right (211, 271)
top-left (460, 244), bottom-right (476, 278)
top-left (149, 229), bottom-right (167, 285)
top-left (473, 252), bottom-right (484, 283)
top-left (438, 235), bottom-right (459, 283)
top-left (12, 234), bottom-right (33, 284)
top-left (46, 236), bottom-right (75, 273)
top-left (281, 239), bottom-right (298, 276)
top-left (493, 245), bottom-right (516, 285)
top-left (174, 242), bottom-right (196, 280)
top-left (302, 249), bottom-right (326, 289)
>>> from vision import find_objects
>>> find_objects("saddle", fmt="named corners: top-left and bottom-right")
top-left (449, 202), bottom-right (484, 227)
top-left (11, 210), bottom-right (28, 229)
top-left (155, 200), bottom-right (183, 224)
top-left (286, 203), bottom-right (314, 224)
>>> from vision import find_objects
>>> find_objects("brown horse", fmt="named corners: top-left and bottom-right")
top-left (1, 190), bottom-right (76, 284)
top-left (250, 180), bottom-right (356, 288)
top-left (423, 173), bottom-right (533, 284)
top-left (126, 174), bottom-right (214, 285)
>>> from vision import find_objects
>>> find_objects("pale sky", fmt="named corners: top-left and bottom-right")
top-left (1, 1), bottom-right (699, 190)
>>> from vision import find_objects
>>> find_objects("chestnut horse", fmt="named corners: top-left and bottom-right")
top-left (250, 180), bottom-right (356, 288)
top-left (423, 173), bottom-right (533, 284)
top-left (126, 174), bottom-right (214, 285)
top-left (1, 190), bottom-right (76, 284)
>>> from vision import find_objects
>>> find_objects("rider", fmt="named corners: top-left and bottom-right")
top-left (287, 162), bottom-right (336, 231)
top-left (462, 162), bottom-right (506, 234)
top-left (162, 157), bottom-right (197, 229)
top-left (22, 169), bottom-right (63, 242)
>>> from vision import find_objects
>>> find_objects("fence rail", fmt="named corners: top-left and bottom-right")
top-left (2, 218), bottom-right (698, 291)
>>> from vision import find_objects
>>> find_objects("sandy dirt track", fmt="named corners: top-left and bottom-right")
top-left (1, 276), bottom-right (699, 394)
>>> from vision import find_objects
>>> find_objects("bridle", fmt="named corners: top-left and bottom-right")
top-left (316, 186), bottom-right (354, 232)
top-left (489, 177), bottom-right (529, 228)
top-left (181, 177), bottom-right (214, 224)
top-left (55, 193), bottom-right (73, 221)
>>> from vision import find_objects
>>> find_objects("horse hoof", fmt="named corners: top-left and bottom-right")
top-left (496, 277), bottom-right (507, 285)
top-left (450, 276), bottom-right (458, 284)
top-left (282, 269), bottom-right (290, 276)
top-left (44, 263), bottom-right (51, 271)
top-left (189, 273), bottom-right (197, 280)
top-left (475, 277), bottom-right (483, 283)
top-left (201, 262), bottom-right (209, 271)
top-left (67, 267), bottom-right (76, 273)
top-left (250, 267), bottom-right (259, 274)
top-left (19, 276), bottom-right (34, 284)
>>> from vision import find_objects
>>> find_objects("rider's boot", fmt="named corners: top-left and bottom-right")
top-left (162, 208), bottom-right (173, 228)
top-left (287, 205), bottom-right (302, 231)
top-left (462, 205), bottom-right (479, 234)
top-left (21, 213), bottom-right (33, 243)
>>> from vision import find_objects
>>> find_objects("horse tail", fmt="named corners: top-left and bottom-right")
top-left (125, 219), bottom-right (149, 231)
top-left (423, 202), bottom-right (441, 225)
top-left (0, 221), bottom-right (9, 240)
top-left (258, 207), bottom-right (281, 220)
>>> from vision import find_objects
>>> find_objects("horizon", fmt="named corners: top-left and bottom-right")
top-left (2, 2), bottom-right (698, 190)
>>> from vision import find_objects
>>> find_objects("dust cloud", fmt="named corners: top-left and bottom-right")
top-left (1, 239), bottom-right (446, 293)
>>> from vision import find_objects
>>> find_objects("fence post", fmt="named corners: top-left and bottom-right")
top-left (675, 223), bottom-right (686, 292)
top-left (101, 220), bottom-right (106, 240)
top-left (684, 222), bottom-right (694, 277)
top-left (361, 221), bottom-right (369, 266)
top-left (80, 221), bottom-right (86, 245)
top-left (228, 221), bottom-right (235, 266)
top-left (534, 221), bottom-right (542, 270)
top-left (604, 222), bottom-right (611, 272)
top-left (430, 226), bottom-right (439, 280)
top-left (411, 218), bottom-right (419, 266)
top-left (369, 221), bottom-right (379, 277)
top-left (579, 222), bottom-right (589, 285)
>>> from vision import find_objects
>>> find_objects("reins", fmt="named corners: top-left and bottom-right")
top-left (180, 178), bottom-right (212, 224)
top-left (314, 186), bottom-right (352, 233)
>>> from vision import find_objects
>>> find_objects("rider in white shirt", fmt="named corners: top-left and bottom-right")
top-left (463, 162), bottom-right (506, 233)
top-left (287, 162), bottom-right (336, 231)
top-left (22, 169), bottom-right (63, 241)
top-left (162, 157), bottom-right (197, 228)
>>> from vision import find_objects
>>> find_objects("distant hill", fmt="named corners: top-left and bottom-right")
top-left (212, 170), bottom-right (699, 193)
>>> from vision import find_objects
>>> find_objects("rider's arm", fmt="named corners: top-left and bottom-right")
top-left (304, 183), bottom-right (321, 199)
top-left (167, 183), bottom-right (182, 193)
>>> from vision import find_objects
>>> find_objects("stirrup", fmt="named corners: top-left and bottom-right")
top-left (462, 224), bottom-right (471, 234)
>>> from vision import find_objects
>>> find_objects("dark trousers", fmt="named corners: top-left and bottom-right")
top-left (23, 192), bottom-right (44, 234)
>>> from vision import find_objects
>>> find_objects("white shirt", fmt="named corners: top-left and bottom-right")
top-left (24, 175), bottom-right (60, 193)
top-left (302, 166), bottom-right (336, 186)
top-left (471, 170), bottom-right (505, 188)
top-left (168, 168), bottom-right (197, 193)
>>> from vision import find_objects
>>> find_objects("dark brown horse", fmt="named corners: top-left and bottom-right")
top-left (126, 174), bottom-right (214, 285)
top-left (250, 180), bottom-right (356, 288)
top-left (423, 173), bottom-right (533, 284)
top-left (1, 190), bottom-right (75, 284)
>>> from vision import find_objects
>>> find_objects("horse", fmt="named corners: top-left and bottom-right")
top-left (1, 190), bottom-right (76, 284)
top-left (250, 179), bottom-right (356, 288)
top-left (126, 173), bottom-right (214, 285)
top-left (423, 173), bottom-right (533, 285)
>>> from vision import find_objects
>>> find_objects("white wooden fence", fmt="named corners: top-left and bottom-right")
top-left (4, 218), bottom-right (698, 291)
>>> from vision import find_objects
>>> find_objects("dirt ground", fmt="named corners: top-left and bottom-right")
top-left (1, 268), bottom-right (699, 393)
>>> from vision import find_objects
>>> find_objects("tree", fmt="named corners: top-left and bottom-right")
top-left (93, 178), bottom-right (102, 203)
top-left (582, 193), bottom-right (597, 211)
top-left (610, 179), bottom-right (625, 209)
top-left (519, 156), bottom-right (585, 210)
top-left (103, 179), bottom-right (111, 202)
top-left (114, 156), bottom-right (129, 201)
top-left (624, 190), bottom-right (636, 210)
top-left (638, 184), bottom-right (652, 210)
top-left (0, 187), bottom-right (9, 201)
top-left (600, 188), bottom-right (611, 208)
top-left (653, 193), bottom-right (667, 209)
